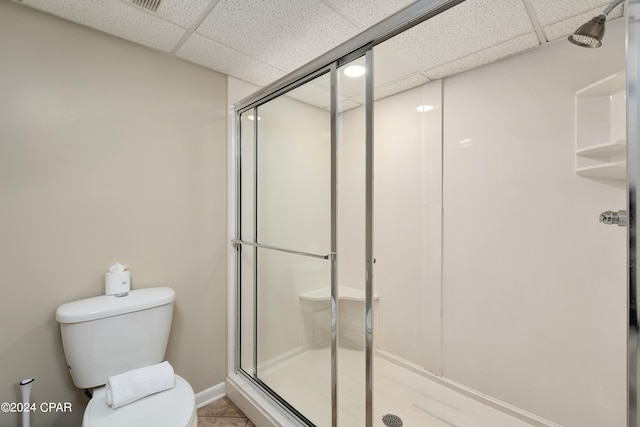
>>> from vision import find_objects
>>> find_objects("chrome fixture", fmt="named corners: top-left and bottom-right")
top-left (599, 210), bottom-right (628, 226)
top-left (568, 0), bottom-right (625, 48)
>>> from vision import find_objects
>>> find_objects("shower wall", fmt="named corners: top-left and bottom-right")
top-left (441, 22), bottom-right (626, 427)
top-left (336, 19), bottom-right (626, 427)
top-left (337, 80), bottom-right (444, 372)
top-left (372, 81), bottom-right (443, 372)
top-left (239, 19), bottom-right (627, 426)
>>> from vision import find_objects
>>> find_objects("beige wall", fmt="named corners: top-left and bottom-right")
top-left (0, 2), bottom-right (228, 426)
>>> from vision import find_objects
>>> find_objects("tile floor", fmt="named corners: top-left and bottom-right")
top-left (198, 397), bottom-right (255, 427)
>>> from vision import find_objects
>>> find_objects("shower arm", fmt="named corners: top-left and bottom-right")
top-left (602, 0), bottom-right (625, 17)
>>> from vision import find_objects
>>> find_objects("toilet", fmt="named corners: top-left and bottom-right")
top-left (55, 287), bottom-right (197, 427)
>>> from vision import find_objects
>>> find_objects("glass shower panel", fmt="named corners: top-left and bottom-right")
top-left (336, 55), bottom-right (367, 427)
top-left (235, 0), bottom-right (633, 425)
top-left (255, 248), bottom-right (332, 427)
top-left (256, 73), bottom-right (331, 256)
top-left (239, 111), bottom-right (255, 374)
top-left (368, 1), bottom-right (626, 426)
top-left (251, 72), bottom-right (333, 425)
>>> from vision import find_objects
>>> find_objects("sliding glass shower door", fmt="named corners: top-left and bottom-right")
top-left (237, 69), bottom-right (335, 426)
top-left (232, 0), bottom-right (640, 425)
top-left (235, 52), bottom-right (373, 426)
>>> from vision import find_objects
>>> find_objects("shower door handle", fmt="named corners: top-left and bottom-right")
top-left (599, 210), bottom-right (627, 226)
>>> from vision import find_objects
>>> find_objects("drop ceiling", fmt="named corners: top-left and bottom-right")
top-left (14, 0), bottom-right (624, 106)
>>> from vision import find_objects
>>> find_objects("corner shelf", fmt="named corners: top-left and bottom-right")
top-left (576, 161), bottom-right (626, 180)
top-left (575, 72), bottom-right (626, 180)
top-left (575, 139), bottom-right (626, 159)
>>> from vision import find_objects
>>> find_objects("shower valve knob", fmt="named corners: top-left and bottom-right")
top-left (599, 210), bottom-right (627, 226)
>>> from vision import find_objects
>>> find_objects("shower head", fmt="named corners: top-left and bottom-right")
top-left (568, 14), bottom-right (606, 48)
top-left (568, 0), bottom-right (624, 48)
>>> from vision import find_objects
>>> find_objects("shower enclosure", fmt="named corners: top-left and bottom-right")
top-left (229, 0), bottom-right (640, 425)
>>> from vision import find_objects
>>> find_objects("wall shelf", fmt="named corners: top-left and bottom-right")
top-left (575, 72), bottom-right (626, 180)
top-left (575, 139), bottom-right (626, 160)
top-left (576, 161), bottom-right (626, 180)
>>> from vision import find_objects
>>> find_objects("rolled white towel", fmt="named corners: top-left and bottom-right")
top-left (105, 361), bottom-right (175, 409)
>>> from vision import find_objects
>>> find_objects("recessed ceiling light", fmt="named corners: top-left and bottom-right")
top-left (343, 65), bottom-right (366, 78)
top-left (416, 105), bottom-right (434, 112)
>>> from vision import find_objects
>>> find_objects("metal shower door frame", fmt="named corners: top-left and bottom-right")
top-left (627, 0), bottom-right (640, 426)
top-left (232, 2), bottom-right (465, 426)
top-left (229, 0), bottom-right (640, 425)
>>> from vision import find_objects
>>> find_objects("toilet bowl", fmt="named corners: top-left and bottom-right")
top-left (56, 287), bottom-right (196, 427)
top-left (83, 374), bottom-right (196, 427)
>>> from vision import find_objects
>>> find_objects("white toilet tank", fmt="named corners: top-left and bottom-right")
top-left (56, 287), bottom-right (175, 389)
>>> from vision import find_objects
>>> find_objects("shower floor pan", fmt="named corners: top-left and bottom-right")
top-left (259, 348), bottom-right (557, 427)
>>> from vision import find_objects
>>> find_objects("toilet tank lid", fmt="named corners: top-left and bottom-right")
top-left (56, 287), bottom-right (175, 324)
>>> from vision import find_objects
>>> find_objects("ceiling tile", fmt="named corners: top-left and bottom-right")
top-left (382, 0), bottom-right (535, 72)
top-left (176, 33), bottom-right (285, 86)
top-left (195, 0), bottom-right (359, 72)
top-left (155, 0), bottom-right (213, 28)
top-left (321, 0), bottom-right (417, 28)
top-left (529, 0), bottom-right (621, 26)
top-left (20, 0), bottom-right (185, 52)
top-left (425, 32), bottom-right (540, 80)
top-left (543, 6), bottom-right (624, 42)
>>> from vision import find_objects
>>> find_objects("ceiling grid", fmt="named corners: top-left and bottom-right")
top-left (13, 0), bottom-right (622, 104)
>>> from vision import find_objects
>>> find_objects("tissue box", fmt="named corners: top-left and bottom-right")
top-left (105, 271), bottom-right (131, 296)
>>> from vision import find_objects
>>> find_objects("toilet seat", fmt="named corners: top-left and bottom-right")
top-left (83, 374), bottom-right (196, 427)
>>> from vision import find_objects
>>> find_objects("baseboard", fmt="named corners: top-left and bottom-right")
top-left (195, 382), bottom-right (226, 408)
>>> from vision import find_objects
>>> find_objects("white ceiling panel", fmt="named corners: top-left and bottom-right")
top-left (322, 0), bottom-right (418, 28)
top-left (176, 33), bottom-right (285, 86)
top-left (543, 6), bottom-right (624, 42)
top-left (425, 32), bottom-right (540, 79)
top-left (19, 0), bottom-right (185, 52)
top-left (155, 0), bottom-right (213, 28)
top-left (382, 0), bottom-right (535, 74)
top-left (530, 0), bottom-right (620, 26)
top-left (12, 0), bottom-right (627, 104)
top-left (195, 0), bottom-right (360, 72)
